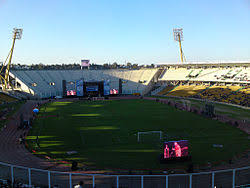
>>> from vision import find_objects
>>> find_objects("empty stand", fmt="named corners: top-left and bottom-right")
top-left (159, 66), bottom-right (250, 83)
top-left (166, 85), bottom-right (207, 97)
top-left (10, 69), bottom-right (158, 97)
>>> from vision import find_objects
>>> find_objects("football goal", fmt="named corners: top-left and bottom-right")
top-left (137, 131), bottom-right (163, 143)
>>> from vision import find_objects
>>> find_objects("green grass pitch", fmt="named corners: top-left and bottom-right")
top-left (27, 99), bottom-right (249, 170)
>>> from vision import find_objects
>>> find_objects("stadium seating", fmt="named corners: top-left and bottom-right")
top-left (8, 64), bottom-right (250, 106)
top-left (10, 69), bottom-right (158, 97)
top-left (155, 64), bottom-right (250, 106)
top-left (166, 85), bottom-right (207, 97)
top-left (159, 66), bottom-right (250, 83)
top-left (196, 85), bottom-right (249, 106)
top-left (155, 83), bottom-right (249, 107)
top-left (156, 84), bottom-right (207, 97)
top-left (224, 86), bottom-right (250, 106)
top-left (157, 85), bottom-right (175, 95)
top-left (199, 85), bottom-right (232, 100)
top-left (159, 67), bottom-right (189, 81)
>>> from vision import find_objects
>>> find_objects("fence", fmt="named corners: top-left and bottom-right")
top-left (0, 161), bottom-right (249, 188)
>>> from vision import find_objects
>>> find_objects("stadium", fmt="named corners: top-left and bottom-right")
top-left (0, 3), bottom-right (250, 187)
top-left (0, 58), bottom-right (250, 187)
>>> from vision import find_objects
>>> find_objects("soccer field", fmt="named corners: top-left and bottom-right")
top-left (27, 99), bottom-right (249, 170)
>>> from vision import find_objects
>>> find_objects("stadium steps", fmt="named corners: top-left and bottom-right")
top-left (197, 69), bottom-right (220, 79)
top-left (156, 85), bottom-right (175, 95)
top-left (188, 69), bottom-right (203, 78)
top-left (233, 69), bottom-right (242, 77)
top-left (151, 85), bottom-right (165, 95)
top-left (227, 70), bottom-right (232, 74)
top-left (197, 69), bottom-right (203, 77)
top-left (158, 69), bottom-right (167, 79)
top-left (225, 69), bottom-right (233, 77)
top-left (160, 85), bottom-right (179, 95)
top-left (186, 70), bottom-right (194, 77)
top-left (165, 83), bottom-right (181, 95)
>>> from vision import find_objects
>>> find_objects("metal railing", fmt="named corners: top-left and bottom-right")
top-left (0, 161), bottom-right (249, 188)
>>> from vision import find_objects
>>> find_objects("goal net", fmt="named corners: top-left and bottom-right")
top-left (137, 131), bottom-right (163, 143)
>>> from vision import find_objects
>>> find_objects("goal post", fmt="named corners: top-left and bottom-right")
top-left (137, 131), bottom-right (163, 142)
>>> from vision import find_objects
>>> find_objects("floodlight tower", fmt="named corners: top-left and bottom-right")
top-left (173, 28), bottom-right (186, 63)
top-left (0, 28), bottom-right (23, 90)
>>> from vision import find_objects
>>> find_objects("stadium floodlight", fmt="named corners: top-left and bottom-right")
top-left (173, 28), bottom-right (185, 63)
top-left (13, 28), bottom-right (23, 40)
top-left (173, 28), bottom-right (183, 42)
top-left (0, 28), bottom-right (23, 90)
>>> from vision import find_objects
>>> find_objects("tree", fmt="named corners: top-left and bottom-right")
top-left (38, 63), bottom-right (44, 70)
top-left (112, 62), bottom-right (118, 69)
top-left (132, 64), bottom-right (138, 69)
top-left (126, 62), bottom-right (132, 68)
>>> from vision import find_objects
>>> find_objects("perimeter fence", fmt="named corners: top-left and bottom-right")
top-left (0, 161), bottom-right (249, 188)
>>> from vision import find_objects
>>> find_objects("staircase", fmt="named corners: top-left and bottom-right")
top-left (151, 84), bottom-right (167, 95)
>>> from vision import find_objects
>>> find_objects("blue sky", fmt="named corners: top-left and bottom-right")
top-left (0, 0), bottom-right (249, 65)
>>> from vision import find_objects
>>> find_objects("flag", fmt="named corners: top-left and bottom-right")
top-left (81, 60), bottom-right (90, 67)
